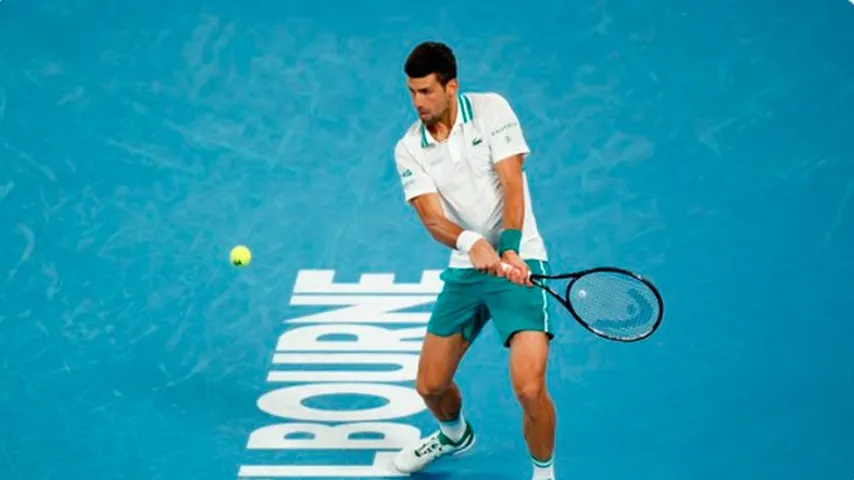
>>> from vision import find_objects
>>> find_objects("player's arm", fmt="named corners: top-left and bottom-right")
top-left (409, 193), bottom-right (465, 250)
top-left (495, 155), bottom-right (526, 234)
top-left (394, 140), bottom-right (504, 274)
top-left (487, 93), bottom-right (531, 258)
top-left (495, 154), bottom-right (529, 284)
top-left (410, 192), bottom-right (503, 275)
top-left (393, 141), bottom-right (468, 251)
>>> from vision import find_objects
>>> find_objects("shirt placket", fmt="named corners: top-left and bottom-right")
top-left (447, 124), bottom-right (465, 164)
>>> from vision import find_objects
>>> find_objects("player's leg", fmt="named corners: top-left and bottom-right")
top-left (393, 272), bottom-right (489, 473)
top-left (508, 331), bottom-right (556, 479)
top-left (485, 259), bottom-right (557, 479)
top-left (415, 329), bottom-right (472, 432)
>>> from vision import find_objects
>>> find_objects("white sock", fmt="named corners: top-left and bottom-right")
top-left (531, 454), bottom-right (555, 479)
top-left (438, 411), bottom-right (467, 443)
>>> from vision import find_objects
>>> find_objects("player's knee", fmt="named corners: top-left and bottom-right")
top-left (509, 331), bottom-right (550, 408)
top-left (415, 332), bottom-right (467, 399)
top-left (513, 376), bottom-right (547, 408)
top-left (415, 370), bottom-right (451, 399)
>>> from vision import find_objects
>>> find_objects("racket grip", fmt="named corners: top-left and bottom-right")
top-left (501, 262), bottom-right (532, 279)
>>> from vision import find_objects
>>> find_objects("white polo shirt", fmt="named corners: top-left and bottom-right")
top-left (393, 92), bottom-right (548, 269)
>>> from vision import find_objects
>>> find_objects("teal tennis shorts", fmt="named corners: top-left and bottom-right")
top-left (428, 259), bottom-right (553, 347)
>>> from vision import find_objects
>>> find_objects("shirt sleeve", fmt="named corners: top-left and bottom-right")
top-left (483, 93), bottom-right (530, 163)
top-left (394, 139), bottom-right (437, 202)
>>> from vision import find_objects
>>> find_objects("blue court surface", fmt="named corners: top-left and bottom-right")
top-left (2, 1), bottom-right (854, 479)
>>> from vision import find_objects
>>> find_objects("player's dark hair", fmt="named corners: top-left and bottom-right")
top-left (404, 41), bottom-right (457, 86)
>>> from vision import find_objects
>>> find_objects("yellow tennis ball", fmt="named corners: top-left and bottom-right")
top-left (230, 245), bottom-right (251, 267)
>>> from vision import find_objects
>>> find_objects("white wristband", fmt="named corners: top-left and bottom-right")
top-left (455, 230), bottom-right (484, 254)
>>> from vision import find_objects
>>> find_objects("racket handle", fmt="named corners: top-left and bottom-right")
top-left (501, 262), bottom-right (533, 279)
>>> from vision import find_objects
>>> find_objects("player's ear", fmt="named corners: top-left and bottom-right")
top-left (445, 78), bottom-right (458, 95)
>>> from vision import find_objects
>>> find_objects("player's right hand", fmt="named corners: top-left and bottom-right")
top-left (469, 239), bottom-right (505, 277)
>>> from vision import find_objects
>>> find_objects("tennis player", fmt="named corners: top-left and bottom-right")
top-left (391, 41), bottom-right (557, 480)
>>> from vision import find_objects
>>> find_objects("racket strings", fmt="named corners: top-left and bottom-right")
top-left (567, 271), bottom-right (661, 340)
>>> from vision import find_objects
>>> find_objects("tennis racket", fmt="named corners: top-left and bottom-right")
top-left (503, 263), bottom-right (664, 342)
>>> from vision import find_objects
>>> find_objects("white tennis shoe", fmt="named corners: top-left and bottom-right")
top-left (392, 421), bottom-right (476, 473)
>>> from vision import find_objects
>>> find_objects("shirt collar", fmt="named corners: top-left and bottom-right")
top-left (420, 94), bottom-right (474, 148)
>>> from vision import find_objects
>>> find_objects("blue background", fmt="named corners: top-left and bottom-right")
top-left (1, 0), bottom-right (853, 478)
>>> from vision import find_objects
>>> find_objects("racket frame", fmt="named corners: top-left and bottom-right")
top-left (529, 266), bottom-right (664, 342)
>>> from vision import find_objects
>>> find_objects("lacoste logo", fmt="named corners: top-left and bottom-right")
top-left (472, 138), bottom-right (483, 145)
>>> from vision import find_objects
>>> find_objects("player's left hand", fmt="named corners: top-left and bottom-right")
top-left (501, 251), bottom-right (531, 287)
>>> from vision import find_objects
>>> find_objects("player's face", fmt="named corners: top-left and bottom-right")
top-left (407, 74), bottom-right (457, 125)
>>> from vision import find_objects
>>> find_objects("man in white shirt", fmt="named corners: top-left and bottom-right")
top-left (391, 41), bottom-right (557, 480)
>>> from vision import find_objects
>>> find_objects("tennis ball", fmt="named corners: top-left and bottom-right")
top-left (230, 245), bottom-right (251, 267)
